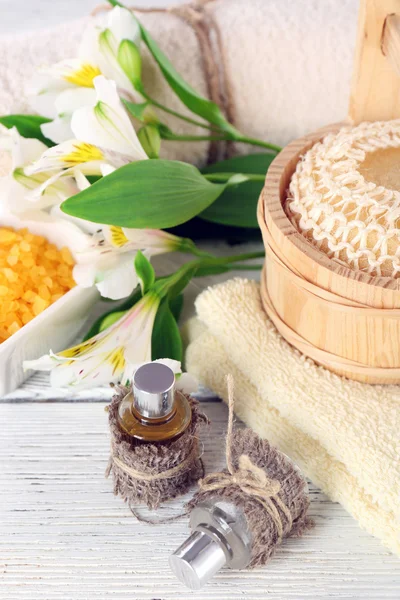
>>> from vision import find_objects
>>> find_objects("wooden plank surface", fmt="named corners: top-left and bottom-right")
top-left (1, 402), bottom-right (400, 600)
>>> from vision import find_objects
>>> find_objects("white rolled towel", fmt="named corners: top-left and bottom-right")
top-left (0, 0), bottom-right (358, 164)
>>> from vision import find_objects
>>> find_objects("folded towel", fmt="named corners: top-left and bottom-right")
top-left (185, 278), bottom-right (400, 556)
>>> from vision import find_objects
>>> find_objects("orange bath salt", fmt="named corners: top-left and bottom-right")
top-left (7, 255), bottom-right (18, 266)
top-left (0, 226), bottom-right (76, 343)
top-left (8, 321), bottom-right (21, 336)
top-left (32, 296), bottom-right (50, 316)
top-left (0, 230), bottom-right (17, 244)
top-left (20, 240), bottom-right (31, 252)
top-left (61, 247), bottom-right (75, 265)
top-left (38, 285), bottom-right (51, 301)
top-left (43, 276), bottom-right (53, 288)
top-left (51, 293), bottom-right (64, 302)
top-left (21, 311), bottom-right (34, 325)
top-left (3, 268), bottom-right (18, 283)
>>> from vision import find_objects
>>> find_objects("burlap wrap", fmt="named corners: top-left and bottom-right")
top-left (106, 386), bottom-right (208, 510)
top-left (187, 428), bottom-right (313, 567)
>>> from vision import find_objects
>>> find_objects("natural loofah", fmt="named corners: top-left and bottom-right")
top-left (287, 120), bottom-right (400, 278)
top-left (188, 428), bottom-right (312, 568)
top-left (106, 385), bottom-right (208, 510)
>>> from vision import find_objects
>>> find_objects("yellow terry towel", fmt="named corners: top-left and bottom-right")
top-left (185, 278), bottom-right (400, 556)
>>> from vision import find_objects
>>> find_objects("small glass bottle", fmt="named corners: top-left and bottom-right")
top-left (169, 497), bottom-right (252, 590)
top-left (117, 362), bottom-right (192, 442)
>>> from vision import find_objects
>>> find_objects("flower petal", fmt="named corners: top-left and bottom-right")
top-left (50, 347), bottom-right (126, 389)
top-left (7, 127), bottom-right (48, 169)
top-left (25, 293), bottom-right (160, 389)
top-left (26, 139), bottom-right (105, 173)
top-left (176, 372), bottom-right (199, 394)
top-left (97, 28), bottom-right (138, 98)
top-left (24, 353), bottom-right (59, 372)
top-left (122, 228), bottom-right (183, 254)
top-left (108, 7), bottom-right (141, 45)
top-left (46, 59), bottom-right (101, 88)
top-left (95, 253), bottom-right (139, 299)
top-left (73, 262), bottom-right (97, 288)
top-left (100, 163), bottom-right (116, 177)
top-left (71, 76), bottom-right (147, 160)
top-left (26, 73), bottom-right (71, 118)
top-left (50, 204), bottom-right (101, 234)
top-left (41, 116), bottom-right (74, 144)
top-left (55, 86), bottom-right (97, 115)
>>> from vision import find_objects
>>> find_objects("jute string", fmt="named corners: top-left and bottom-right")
top-left (106, 438), bottom-right (200, 482)
top-left (258, 197), bottom-right (400, 378)
top-left (92, 0), bottom-right (235, 162)
top-left (198, 375), bottom-right (292, 542)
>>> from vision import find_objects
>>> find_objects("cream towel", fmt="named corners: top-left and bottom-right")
top-left (185, 278), bottom-right (400, 556)
top-left (0, 0), bottom-right (358, 163)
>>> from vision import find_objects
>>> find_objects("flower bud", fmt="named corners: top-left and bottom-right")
top-left (138, 125), bottom-right (161, 159)
top-left (117, 39), bottom-right (142, 91)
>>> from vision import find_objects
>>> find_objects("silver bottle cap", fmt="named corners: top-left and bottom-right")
top-left (169, 531), bottom-right (226, 590)
top-left (133, 362), bottom-right (175, 419)
top-left (170, 499), bottom-right (252, 590)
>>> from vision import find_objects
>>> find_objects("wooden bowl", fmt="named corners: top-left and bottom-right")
top-left (258, 124), bottom-right (400, 384)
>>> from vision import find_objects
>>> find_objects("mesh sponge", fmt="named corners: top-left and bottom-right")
top-left (287, 120), bottom-right (400, 278)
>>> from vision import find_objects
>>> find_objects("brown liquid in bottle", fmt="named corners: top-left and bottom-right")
top-left (117, 362), bottom-right (192, 442)
top-left (117, 389), bottom-right (191, 442)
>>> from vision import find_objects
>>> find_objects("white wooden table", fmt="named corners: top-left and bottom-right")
top-left (2, 398), bottom-right (400, 600)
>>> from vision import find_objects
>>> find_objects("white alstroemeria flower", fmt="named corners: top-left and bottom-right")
top-left (26, 77), bottom-right (147, 180)
top-left (72, 225), bottom-right (185, 300)
top-left (0, 128), bottom-right (78, 214)
top-left (101, 225), bottom-right (186, 255)
top-left (95, 7), bottom-right (142, 99)
top-left (73, 251), bottom-right (140, 301)
top-left (23, 292), bottom-right (160, 390)
top-left (28, 6), bottom-right (143, 144)
top-left (122, 358), bottom-right (199, 392)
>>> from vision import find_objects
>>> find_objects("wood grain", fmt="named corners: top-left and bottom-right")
top-left (258, 124), bottom-right (400, 383)
top-left (349, 0), bottom-right (400, 123)
top-left (1, 402), bottom-right (400, 600)
top-left (382, 13), bottom-right (400, 79)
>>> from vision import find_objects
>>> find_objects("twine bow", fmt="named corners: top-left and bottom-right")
top-left (198, 375), bottom-right (293, 542)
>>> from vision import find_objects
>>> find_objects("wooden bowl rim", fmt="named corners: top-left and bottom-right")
top-left (262, 123), bottom-right (400, 292)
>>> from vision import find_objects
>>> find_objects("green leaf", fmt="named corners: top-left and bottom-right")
top-left (152, 298), bottom-right (183, 361)
top-left (200, 153), bottom-right (274, 228)
top-left (194, 264), bottom-right (230, 277)
top-left (134, 250), bottom-right (155, 294)
top-left (136, 23), bottom-right (236, 134)
top-left (61, 160), bottom-right (226, 229)
top-left (0, 114), bottom-right (54, 147)
top-left (123, 99), bottom-right (154, 123)
top-left (169, 293), bottom-right (184, 322)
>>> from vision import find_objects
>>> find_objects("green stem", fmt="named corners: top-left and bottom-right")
top-left (141, 91), bottom-right (221, 132)
top-left (227, 264), bottom-right (263, 271)
top-left (214, 251), bottom-right (265, 264)
top-left (161, 133), bottom-right (227, 142)
top-left (233, 135), bottom-right (282, 153)
top-left (204, 172), bottom-right (266, 183)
